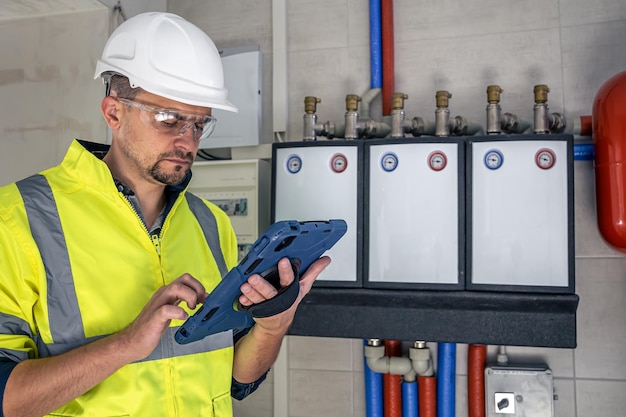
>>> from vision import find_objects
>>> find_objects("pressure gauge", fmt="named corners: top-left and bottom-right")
top-left (286, 155), bottom-right (302, 174)
top-left (484, 149), bottom-right (504, 170)
top-left (330, 153), bottom-right (348, 173)
top-left (381, 152), bottom-right (399, 172)
top-left (535, 148), bottom-right (556, 170)
top-left (428, 151), bottom-right (447, 171)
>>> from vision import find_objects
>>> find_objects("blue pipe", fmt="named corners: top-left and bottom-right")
top-left (364, 340), bottom-right (383, 417)
top-left (369, 0), bottom-right (382, 89)
top-left (437, 343), bottom-right (456, 417)
top-left (574, 143), bottom-right (594, 161)
top-left (402, 380), bottom-right (418, 417)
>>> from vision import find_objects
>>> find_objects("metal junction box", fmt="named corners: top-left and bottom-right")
top-left (466, 134), bottom-right (574, 293)
top-left (272, 141), bottom-right (363, 287)
top-left (189, 159), bottom-right (270, 262)
top-left (364, 138), bottom-right (464, 289)
top-left (485, 363), bottom-right (554, 417)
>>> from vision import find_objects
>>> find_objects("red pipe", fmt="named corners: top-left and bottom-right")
top-left (580, 114), bottom-right (593, 137)
top-left (384, 340), bottom-right (402, 417)
top-left (417, 376), bottom-right (437, 417)
top-left (468, 344), bottom-right (487, 417)
top-left (593, 70), bottom-right (626, 253)
top-left (381, 0), bottom-right (395, 116)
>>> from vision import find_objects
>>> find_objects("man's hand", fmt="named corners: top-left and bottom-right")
top-left (237, 256), bottom-right (331, 335)
top-left (116, 273), bottom-right (207, 362)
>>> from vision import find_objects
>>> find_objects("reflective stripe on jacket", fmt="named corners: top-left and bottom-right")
top-left (0, 140), bottom-right (239, 416)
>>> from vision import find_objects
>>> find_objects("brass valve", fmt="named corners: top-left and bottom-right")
top-left (487, 85), bottom-right (503, 104)
top-left (345, 94), bottom-right (361, 112)
top-left (534, 84), bottom-right (550, 104)
top-left (392, 92), bottom-right (409, 110)
top-left (436, 90), bottom-right (452, 108)
top-left (304, 96), bottom-right (321, 114)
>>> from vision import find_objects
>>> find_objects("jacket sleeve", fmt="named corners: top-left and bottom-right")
top-left (0, 359), bottom-right (18, 417)
top-left (0, 197), bottom-right (39, 364)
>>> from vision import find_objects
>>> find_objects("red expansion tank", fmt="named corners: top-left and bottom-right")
top-left (593, 70), bottom-right (626, 253)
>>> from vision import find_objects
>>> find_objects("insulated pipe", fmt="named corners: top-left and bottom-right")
top-left (468, 345), bottom-right (487, 417)
top-left (370, 0), bottom-right (382, 89)
top-left (574, 143), bottom-right (594, 161)
top-left (402, 380), bottom-right (418, 417)
top-left (384, 340), bottom-right (403, 417)
top-left (364, 340), bottom-right (384, 417)
top-left (437, 343), bottom-right (456, 417)
top-left (381, 0), bottom-right (395, 115)
top-left (418, 376), bottom-right (437, 417)
top-left (580, 115), bottom-right (593, 136)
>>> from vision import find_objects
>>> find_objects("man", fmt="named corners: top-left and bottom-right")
top-left (0, 12), bottom-right (330, 417)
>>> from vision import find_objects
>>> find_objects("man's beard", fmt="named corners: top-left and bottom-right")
top-left (149, 150), bottom-right (194, 186)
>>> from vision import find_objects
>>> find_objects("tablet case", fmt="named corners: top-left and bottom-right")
top-left (174, 219), bottom-right (348, 344)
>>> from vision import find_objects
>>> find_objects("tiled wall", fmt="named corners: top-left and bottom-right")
top-left (169, 0), bottom-right (626, 416)
top-left (3, 0), bottom-right (623, 416)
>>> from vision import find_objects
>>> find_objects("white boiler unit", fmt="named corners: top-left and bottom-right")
top-left (365, 138), bottom-right (465, 289)
top-left (466, 134), bottom-right (574, 293)
top-left (272, 141), bottom-right (362, 287)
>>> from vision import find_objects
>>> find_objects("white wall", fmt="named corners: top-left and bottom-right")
top-left (0, 0), bottom-right (109, 185)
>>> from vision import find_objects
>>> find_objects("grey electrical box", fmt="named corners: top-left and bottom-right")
top-left (188, 159), bottom-right (270, 261)
top-left (198, 45), bottom-right (262, 150)
top-left (485, 363), bottom-right (554, 417)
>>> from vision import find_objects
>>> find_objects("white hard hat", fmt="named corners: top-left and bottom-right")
top-left (95, 12), bottom-right (238, 112)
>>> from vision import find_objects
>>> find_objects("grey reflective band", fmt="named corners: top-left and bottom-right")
top-left (185, 193), bottom-right (228, 277)
top-left (16, 175), bottom-right (85, 346)
top-left (37, 328), bottom-right (232, 361)
top-left (0, 312), bottom-right (32, 362)
top-left (139, 328), bottom-right (233, 363)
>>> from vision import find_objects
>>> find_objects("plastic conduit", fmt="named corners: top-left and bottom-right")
top-left (402, 380), bottom-right (418, 417)
top-left (364, 340), bottom-right (384, 417)
top-left (369, 0), bottom-right (382, 89)
top-left (468, 344), bottom-right (486, 417)
top-left (381, 0), bottom-right (395, 115)
top-left (384, 340), bottom-right (402, 417)
top-left (418, 375), bottom-right (437, 417)
top-left (437, 343), bottom-right (456, 417)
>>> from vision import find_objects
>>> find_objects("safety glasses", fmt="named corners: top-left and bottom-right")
top-left (117, 97), bottom-right (217, 142)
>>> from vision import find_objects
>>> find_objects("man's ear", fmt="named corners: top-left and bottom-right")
top-left (101, 96), bottom-right (121, 129)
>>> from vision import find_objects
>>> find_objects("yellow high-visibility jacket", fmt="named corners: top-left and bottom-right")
top-left (0, 140), bottom-right (239, 416)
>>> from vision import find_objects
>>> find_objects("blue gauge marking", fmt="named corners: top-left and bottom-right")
top-left (484, 149), bottom-right (504, 170)
top-left (286, 155), bottom-right (302, 174)
top-left (381, 152), bottom-right (399, 172)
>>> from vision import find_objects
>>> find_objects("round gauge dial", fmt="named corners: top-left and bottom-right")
top-left (428, 151), bottom-right (447, 171)
top-left (484, 149), bottom-right (504, 170)
top-left (330, 153), bottom-right (348, 173)
top-left (381, 152), bottom-right (399, 172)
top-left (535, 148), bottom-right (556, 170)
top-left (286, 155), bottom-right (302, 174)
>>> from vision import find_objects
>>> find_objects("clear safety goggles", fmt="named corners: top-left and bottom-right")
top-left (117, 97), bottom-right (217, 142)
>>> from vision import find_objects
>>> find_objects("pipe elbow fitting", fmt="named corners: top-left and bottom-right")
top-left (364, 345), bottom-right (413, 375)
top-left (410, 347), bottom-right (434, 377)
